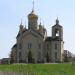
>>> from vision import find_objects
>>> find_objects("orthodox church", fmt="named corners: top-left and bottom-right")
top-left (10, 7), bottom-right (64, 63)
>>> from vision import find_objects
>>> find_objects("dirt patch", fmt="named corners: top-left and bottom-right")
top-left (0, 72), bottom-right (19, 75)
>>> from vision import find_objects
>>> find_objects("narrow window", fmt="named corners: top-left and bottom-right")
top-left (55, 52), bottom-right (57, 59)
top-left (47, 44), bottom-right (49, 50)
top-left (46, 52), bottom-right (49, 62)
top-left (19, 51), bottom-right (22, 62)
top-left (55, 44), bottom-right (57, 50)
top-left (55, 29), bottom-right (59, 37)
top-left (28, 43), bottom-right (32, 49)
top-left (28, 43), bottom-right (29, 49)
top-left (38, 51), bottom-right (41, 62)
top-left (38, 43), bottom-right (41, 49)
top-left (30, 43), bottom-right (32, 48)
top-left (19, 43), bottom-right (22, 49)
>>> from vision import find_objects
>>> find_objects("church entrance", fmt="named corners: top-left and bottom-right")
top-left (28, 51), bottom-right (34, 63)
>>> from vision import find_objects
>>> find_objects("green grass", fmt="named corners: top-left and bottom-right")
top-left (0, 63), bottom-right (75, 75)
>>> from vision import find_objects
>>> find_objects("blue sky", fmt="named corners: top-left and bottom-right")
top-left (0, 0), bottom-right (75, 58)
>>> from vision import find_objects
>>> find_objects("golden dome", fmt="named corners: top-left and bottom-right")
top-left (28, 10), bottom-right (38, 19)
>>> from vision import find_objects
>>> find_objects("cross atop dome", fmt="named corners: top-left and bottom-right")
top-left (32, 0), bottom-right (34, 13)
top-left (56, 17), bottom-right (59, 25)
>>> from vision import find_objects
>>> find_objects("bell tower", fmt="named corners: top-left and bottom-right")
top-left (52, 18), bottom-right (63, 40)
top-left (51, 18), bottom-right (64, 62)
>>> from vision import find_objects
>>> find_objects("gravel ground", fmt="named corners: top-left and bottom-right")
top-left (0, 72), bottom-right (19, 75)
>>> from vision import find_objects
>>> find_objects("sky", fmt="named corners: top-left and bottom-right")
top-left (0, 0), bottom-right (75, 59)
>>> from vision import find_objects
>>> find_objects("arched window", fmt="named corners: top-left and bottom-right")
top-left (28, 43), bottom-right (32, 49)
top-left (55, 52), bottom-right (57, 59)
top-left (55, 29), bottom-right (59, 37)
top-left (55, 44), bottom-right (57, 50)
top-left (47, 44), bottom-right (49, 50)
top-left (38, 51), bottom-right (41, 62)
top-left (46, 52), bottom-right (49, 62)
top-left (38, 43), bottom-right (41, 49)
top-left (19, 51), bottom-right (22, 63)
top-left (19, 43), bottom-right (22, 49)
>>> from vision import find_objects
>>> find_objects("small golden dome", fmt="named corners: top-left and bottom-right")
top-left (28, 10), bottom-right (38, 19)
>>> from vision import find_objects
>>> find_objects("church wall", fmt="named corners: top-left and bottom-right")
top-left (51, 41), bottom-right (64, 62)
top-left (17, 33), bottom-right (44, 63)
top-left (11, 46), bottom-right (17, 63)
top-left (44, 41), bottom-right (52, 62)
top-left (16, 35), bottom-right (23, 63)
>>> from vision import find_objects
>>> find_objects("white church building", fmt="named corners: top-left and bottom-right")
top-left (10, 7), bottom-right (64, 63)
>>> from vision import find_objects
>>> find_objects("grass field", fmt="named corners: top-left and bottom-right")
top-left (0, 63), bottom-right (75, 75)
